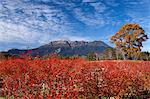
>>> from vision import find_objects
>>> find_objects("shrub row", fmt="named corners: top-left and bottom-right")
top-left (0, 58), bottom-right (150, 98)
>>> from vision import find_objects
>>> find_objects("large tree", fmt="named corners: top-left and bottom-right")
top-left (110, 24), bottom-right (148, 60)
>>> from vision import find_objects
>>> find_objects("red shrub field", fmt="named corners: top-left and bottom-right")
top-left (0, 57), bottom-right (150, 98)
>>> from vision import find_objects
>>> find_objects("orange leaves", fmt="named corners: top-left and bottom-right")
top-left (110, 24), bottom-right (148, 60)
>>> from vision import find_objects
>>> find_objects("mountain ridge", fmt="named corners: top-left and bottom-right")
top-left (3, 40), bottom-right (112, 56)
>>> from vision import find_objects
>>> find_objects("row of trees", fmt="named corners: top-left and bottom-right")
top-left (87, 49), bottom-right (150, 61)
top-left (101, 48), bottom-right (150, 60)
top-left (1, 49), bottom-right (150, 61)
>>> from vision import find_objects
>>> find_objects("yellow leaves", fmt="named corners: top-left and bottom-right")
top-left (125, 35), bottom-right (130, 41)
top-left (116, 41), bottom-right (121, 46)
top-left (110, 23), bottom-right (148, 59)
top-left (121, 24), bottom-right (141, 32)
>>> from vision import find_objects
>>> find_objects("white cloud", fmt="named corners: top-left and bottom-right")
top-left (123, 0), bottom-right (150, 5)
top-left (0, 0), bottom-right (111, 34)
top-left (0, 21), bottom-right (41, 44)
top-left (57, 35), bottom-right (92, 41)
top-left (73, 7), bottom-right (107, 26)
top-left (0, 20), bottom-right (91, 50)
top-left (0, 0), bottom-right (72, 33)
top-left (38, 34), bottom-right (92, 45)
top-left (82, 0), bottom-right (98, 3)
top-left (90, 2), bottom-right (107, 13)
top-left (104, 0), bottom-right (119, 7)
top-left (125, 9), bottom-right (150, 34)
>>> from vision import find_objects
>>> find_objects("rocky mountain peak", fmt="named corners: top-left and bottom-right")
top-left (6, 40), bottom-right (111, 56)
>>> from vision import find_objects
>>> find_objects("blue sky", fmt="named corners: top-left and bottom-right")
top-left (0, 0), bottom-right (150, 51)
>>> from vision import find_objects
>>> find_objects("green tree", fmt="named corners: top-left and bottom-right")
top-left (110, 24), bottom-right (148, 60)
top-left (87, 52), bottom-right (97, 61)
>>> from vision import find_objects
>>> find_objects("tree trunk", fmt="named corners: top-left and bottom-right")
top-left (122, 52), bottom-right (127, 60)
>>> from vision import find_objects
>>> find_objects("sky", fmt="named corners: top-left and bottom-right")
top-left (0, 0), bottom-right (150, 51)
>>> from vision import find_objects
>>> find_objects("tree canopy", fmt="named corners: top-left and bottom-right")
top-left (110, 24), bottom-right (148, 60)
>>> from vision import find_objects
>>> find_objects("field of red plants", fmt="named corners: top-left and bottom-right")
top-left (0, 57), bottom-right (150, 99)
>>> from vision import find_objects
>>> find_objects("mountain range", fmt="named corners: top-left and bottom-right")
top-left (2, 40), bottom-right (111, 57)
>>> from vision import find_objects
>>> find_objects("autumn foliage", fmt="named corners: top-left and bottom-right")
top-left (0, 57), bottom-right (150, 98)
top-left (111, 24), bottom-right (148, 60)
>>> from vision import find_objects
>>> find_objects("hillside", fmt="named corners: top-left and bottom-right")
top-left (6, 40), bottom-right (111, 56)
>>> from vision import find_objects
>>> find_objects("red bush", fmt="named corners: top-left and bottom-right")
top-left (0, 58), bottom-right (150, 98)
